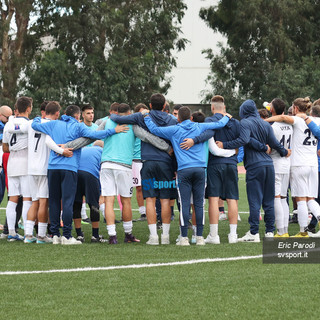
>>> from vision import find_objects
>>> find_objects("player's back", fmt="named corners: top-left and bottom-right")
top-left (270, 122), bottom-right (293, 173)
top-left (291, 116), bottom-right (320, 167)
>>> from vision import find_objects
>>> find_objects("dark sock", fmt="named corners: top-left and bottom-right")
top-left (92, 228), bottom-right (99, 238)
top-left (34, 224), bottom-right (38, 235)
top-left (76, 228), bottom-right (83, 237)
top-left (219, 206), bottom-right (224, 213)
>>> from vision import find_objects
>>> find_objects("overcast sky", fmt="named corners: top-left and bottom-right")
top-left (166, 0), bottom-right (226, 104)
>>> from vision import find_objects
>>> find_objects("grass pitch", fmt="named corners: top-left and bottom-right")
top-left (0, 174), bottom-right (314, 320)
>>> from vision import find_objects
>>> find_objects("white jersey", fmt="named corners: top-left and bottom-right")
top-left (27, 119), bottom-right (51, 175)
top-left (3, 117), bottom-right (29, 177)
top-left (291, 116), bottom-right (320, 167)
top-left (270, 122), bottom-right (292, 174)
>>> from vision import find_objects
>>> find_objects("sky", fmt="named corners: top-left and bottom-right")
top-left (166, 0), bottom-right (226, 104)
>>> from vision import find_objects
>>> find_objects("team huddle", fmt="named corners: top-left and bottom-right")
top-left (0, 93), bottom-right (320, 246)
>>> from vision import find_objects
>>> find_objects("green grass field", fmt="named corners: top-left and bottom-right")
top-left (0, 174), bottom-right (315, 320)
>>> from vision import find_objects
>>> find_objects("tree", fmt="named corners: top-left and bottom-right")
top-left (24, 0), bottom-right (187, 114)
top-left (200, 0), bottom-right (320, 115)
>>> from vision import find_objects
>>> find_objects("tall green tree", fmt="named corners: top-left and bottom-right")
top-left (200, 0), bottom-right (320, 114)
top-left (24, 0), bottom-right (187, 114)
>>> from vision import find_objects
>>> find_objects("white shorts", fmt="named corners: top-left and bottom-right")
top-left (275, 173), bottom-right (290, 197)
top-left (8, 175), bottom-right (31, 197)
top-left (100, 168), bottom-right (133, 197)
top-left (132, 161), bottom-right (142, 187)
top-left (29, 175), bottom-right (49, 201)
top-left (290, 166), bottom-right (318, 198)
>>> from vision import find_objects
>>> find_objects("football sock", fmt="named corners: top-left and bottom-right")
top-left (281, 198), bottom-right (290, 232)
top-left (192, 225), bottom-right (197, 236)
top-left (107, 224), bottom-right (116, 236)
top-left (7, 201), bottom-right (17, 236)
top-left (148, 224), bottom-right (157, 236)
top-left (22, 201), bottom-right (32, 232)
top-left (38, 222), bottom-right (47, 238)
top-left (123, 221), bottom-right (133, 234)
top-left (229, 224), bottom-right (237, 235)
top-left (210, 224), bottom-right (218, 237)
top-left (75, 228), bottom-right (83, 237)
top-left (81, 203), bottom-right (88, 219)
top-left (139, 206), bottom-right (146, 216)
top-left (25, 220), bottom-right (35, 236)
top-left (307, 199), bottom-right (320, 221)
top-left (297, 201), bottom-right (308, 231)
top-left (92, 228), bottom-right (99, 238)
top-left (274, 197), bottom-right (284, 234)
top-left (99, 203), bottom-right (105, 215)
top-left (162, 223), bottom-right (170, 236)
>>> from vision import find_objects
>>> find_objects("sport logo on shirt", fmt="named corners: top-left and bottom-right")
top-left (14, 124), bottom-right (20, 130)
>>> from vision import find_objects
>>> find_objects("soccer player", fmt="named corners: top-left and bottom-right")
top-left (110, 93), bottom-right (177, 245)
top-left (268, 99), bottom-right (293, 237)
top-left (100, 103), bottom-right (139, 244)
top-left (144, 106), bottom-right (231, 245)
top-left (2, 97), bottom-right (33, 241)
top-left (31, 103), bottom-right (128, 245)
top-left (217, 99), bottom-right (290, 242)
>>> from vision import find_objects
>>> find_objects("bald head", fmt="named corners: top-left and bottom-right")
top-left (0, 105), bottom-right (13, 123)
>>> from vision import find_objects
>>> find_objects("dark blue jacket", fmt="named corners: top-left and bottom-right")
top-left (223, 100), bottom-right (288, 170)
top-left (110, 110), bottom-right (177, 164)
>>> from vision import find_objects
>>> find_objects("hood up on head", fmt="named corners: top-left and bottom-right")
top-left (239, 99), bottom-right (259, 119)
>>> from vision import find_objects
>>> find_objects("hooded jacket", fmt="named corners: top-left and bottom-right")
top-left (223, 100), bottom-right (288, 170)
top-left (144, 116), bottom-right (230, 171)
top-left (32, 115), bottom-right (116, 172)
top-left (110, 110), bottom-right (177, 164)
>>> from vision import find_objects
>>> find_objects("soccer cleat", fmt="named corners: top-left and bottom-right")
top-left (282, 233), bottom-right (290, 237)
top-left (238, 214), bottom-right (241, 221)
top-left (109, 235), bottom-right (118, 245)
top-left (161, 234), bottom-right (170, 245)
top-left (305, 225), bottom-right (316, 234)
top-left (265, 232), bottom-right (274, 238)
top-left (157, 222), bottom-right (162, 230)
top-left (308, 230), bottom-right (320, 238)
top-left (274, 233), bottom-right (287, 238)
top-left (290, 232), bottom-right (309, 238)
top-left (91, 235), bottom-right (108, 243)
top-left (7, 234), bottom-right (24, 242)
top-left (176, 236), bottom-right (190, 246)
top-left (124, 233), bottom-right (140, 243)
top-left (24, 235), bottom-right (37, 243)
top-left (219, 213), bottom-right (227, 221)
top-left (76, 235), bottom-right (85, 243)
top-left (196, 236), bottom-right (205, 246)
top-left (146, 235), bottom-right (159, 245)
top-left (61, 236), bottom-right (82, 245)
top-left (81, 218), bottom-right (91, 225)
top-left (290, 212), bottom-right (298, 224)
top-left (52, 235), bottom-right (61, 244)
top-left (205, 234), bottom-right (220, 244)
top-left (238, 231), bottom-right (260, 243)
top-left (191, 235), bottom-right (197, 244)
top-left (228, 233), bottom-right (238, 244)
top-left (138, 214), bottom-right (147, 221)
top-left (0, 233), bottom-right (8, 239)
top-left (37, 236), bottom-right (53, 244)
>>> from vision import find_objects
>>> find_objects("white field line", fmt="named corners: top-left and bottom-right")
top-left (0, 254), bottom-right (262, 276)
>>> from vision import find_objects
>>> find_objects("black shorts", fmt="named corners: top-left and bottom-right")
top-left (141, 160), bottom-right (176, 199)
top-left (74, 170), bottom-right (100, 207)
top-left (206, 164), bottom-right (239, 200)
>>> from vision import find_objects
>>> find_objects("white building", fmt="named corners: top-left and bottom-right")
top-left (166, 0), bottom-right (225, 105)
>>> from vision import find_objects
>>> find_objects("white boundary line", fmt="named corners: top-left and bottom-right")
top-left (0, 254), bottom-right (262, 276)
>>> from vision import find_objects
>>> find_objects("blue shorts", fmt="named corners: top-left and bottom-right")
top-left (206, 163), bottom-right (239, 200)
top-left (141, 161), bottom-right (176, 199)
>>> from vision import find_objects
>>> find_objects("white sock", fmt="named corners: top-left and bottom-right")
top-left (25, 220), bottom-right (35, 236)
top-left (81, 203), bottom-right (88, 219)
top-left (139, 206), bottom-right (146, 215)
top-left (22, 201), bottom-right (32, 233)
top-left (307, 199), bottom-right (320, 221)
top-left (123, 221), bottom-right (133, 234)
top-left (274, 197), bottom-right (284, 233)
top-left (38, 222), bottom-right (48, 238)
top-left (281, 198), bottom-right (290, 233)
top-left (148, 224), bottom-right (157, 237)
top-left (99, 203), bottom-right (105, 215)
top-left (6, 201), bottom-right (17, 235)
top-left (209, 224), bottom-right (218, 237)
top-left (107, 224), bottom-right (116, 236)
top-left (162, 223), bottom-right (170, 236)
top-left (229, 224), bottom-right (237, 235)
top-left (297, 201), bottom-right (308, 231)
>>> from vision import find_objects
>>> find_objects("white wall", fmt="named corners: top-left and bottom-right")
top-left (166, 0), bottom-right (226, 104)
